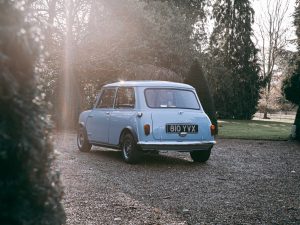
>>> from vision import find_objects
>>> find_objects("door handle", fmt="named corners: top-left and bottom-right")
top-left (106, 112), bottom-right (110, 115)
top-left (88, 115), bottom-right (93, 118)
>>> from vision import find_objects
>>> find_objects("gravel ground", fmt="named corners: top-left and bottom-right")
top-left (54, 133), bottom-right (300, 225)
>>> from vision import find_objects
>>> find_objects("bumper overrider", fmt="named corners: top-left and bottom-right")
top-left (137, 141), bottom-right (216, 152)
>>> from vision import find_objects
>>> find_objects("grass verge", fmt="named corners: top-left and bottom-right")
top-left (218, 119), bottom-right (292, 140)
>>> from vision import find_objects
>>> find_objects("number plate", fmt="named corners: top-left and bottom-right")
top-left (166, 124), bottom-right (198, 133)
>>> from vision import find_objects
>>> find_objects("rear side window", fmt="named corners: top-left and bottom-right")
top-left (96, 88), bottom-right (116, 108)
top-left (115, 87), bottom-right (135, 108)
top-left (145, 88), bottom-right (201, 110)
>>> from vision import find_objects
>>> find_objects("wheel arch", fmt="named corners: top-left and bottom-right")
top-left (78, 122), bottom-right (85, 128)
top-left (119, 126), bottom-right (138, 146)
top-left (78, 122), bottom-right (89, 141)
top-left (77, 122), bottom-right (92, 152)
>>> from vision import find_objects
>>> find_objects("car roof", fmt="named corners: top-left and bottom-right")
top-left (103, 80), bottom-right (194, 89)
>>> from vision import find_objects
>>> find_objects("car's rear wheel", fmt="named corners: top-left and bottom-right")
top-left (77, 127), bottom-right (92, 152)
top-left (190, 149), bottom-right (211, 162)
top-left (121, 133), bottom-right (141, 164)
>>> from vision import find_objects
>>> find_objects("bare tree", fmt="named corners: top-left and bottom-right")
top-left (255, 0), bottom-right (293, 118)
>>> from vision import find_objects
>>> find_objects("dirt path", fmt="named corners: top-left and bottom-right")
top-left (54, 133), bottom-right (300, 225)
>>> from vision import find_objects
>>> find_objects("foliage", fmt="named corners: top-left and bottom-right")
top-left (75, 0), bottom-right (200, 108)
top-left (185, 60), bottom-right (218, 134)
top-left (283, 63), bottom-right (300, 105)
top-left (282, 65), bottom-right (300, 140)
top-left (28, 0), bottom-right (203, 127)
top-left (80, 0), bottom-right (195, 78)
top-left (203, 55), bottom-right (234, 118)
top-left (0, 1), bottom-right (65, 224)
top-left (209, 0), bottom-right (261, 120)
top-left (143, 0), bottom-right (210, 49)
top-left (144, 0), bottom-right (208, 22)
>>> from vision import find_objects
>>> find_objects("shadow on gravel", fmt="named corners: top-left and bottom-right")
top-left (88, 149), bottom-right (199, 166)
top-left (139, 153), bottom-right (194, 166)
top-left (89, 149), bottom-right (123, 162)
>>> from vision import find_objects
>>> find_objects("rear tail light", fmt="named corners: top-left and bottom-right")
top-left (210, 124), bottom-right (216, 136)
top-left (144, 124), bottom-right (150, 136)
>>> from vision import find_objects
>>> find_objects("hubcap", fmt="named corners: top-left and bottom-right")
top-left (123, 139), bottom-right (132, 159)
top-left (78, 131), bottom-right (84, 148)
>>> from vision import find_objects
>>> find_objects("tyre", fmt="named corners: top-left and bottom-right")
top-left (190, 149), bottom-right (211, 162)
top-left (121, 133), bottom-right (141, 164)
top-left (77, 127), bottom-right (92, 152)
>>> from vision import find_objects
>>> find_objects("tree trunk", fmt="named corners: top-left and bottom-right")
top-left (263, 110), bottom-right (269, 119)
top-left (295, 106), bottom-right (300, 141)
top-left (263, 84), bottom-right (271, 119)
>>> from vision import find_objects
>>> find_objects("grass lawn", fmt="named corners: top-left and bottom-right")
top-left (218, 119), bottom-right (293, 140)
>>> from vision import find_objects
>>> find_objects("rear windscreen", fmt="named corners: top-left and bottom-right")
top-left (144, 88), bottom-right (201, 110)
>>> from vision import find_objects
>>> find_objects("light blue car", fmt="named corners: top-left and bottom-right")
top-left (77, 81), bottom-right (216, 163)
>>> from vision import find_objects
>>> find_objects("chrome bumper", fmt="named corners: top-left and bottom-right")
top-left (137, 141), bottom-right (216, 152)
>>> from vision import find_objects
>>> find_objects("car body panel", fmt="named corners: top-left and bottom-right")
top-left (86, 108), bottom-right (111, 143)
top-left (150, 109), bottom-right (212, 141)
top-left (109, 109), bottom-right (137, 145)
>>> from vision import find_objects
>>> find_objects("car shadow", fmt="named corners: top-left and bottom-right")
top-left (87, 148), bottom-right (202, 166)
top-left (88, 149), bottom-right (124, 162)
top-left (139, 153), bottom-right (194, 166)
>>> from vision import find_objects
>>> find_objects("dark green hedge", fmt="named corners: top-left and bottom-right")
top-left (0, 1), bottom-right (65, 224)
top-left (185, 60), bottom-right (218, 134)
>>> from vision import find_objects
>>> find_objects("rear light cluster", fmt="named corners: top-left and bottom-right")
top-left (210, 124), bottom-right (217, 136)
top-left (144, 124), bottom-right (150, 136)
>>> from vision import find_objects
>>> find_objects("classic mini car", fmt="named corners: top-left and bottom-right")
top-left (77, 81), bottom-right (216, 163)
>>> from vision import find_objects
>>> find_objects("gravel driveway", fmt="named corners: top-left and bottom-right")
top-left (54, 133), bottom-right (300, 225)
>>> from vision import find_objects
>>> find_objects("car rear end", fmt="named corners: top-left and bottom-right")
top-left (136, 85), bottom-right (216, 154)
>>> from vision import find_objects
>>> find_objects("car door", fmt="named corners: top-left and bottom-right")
top-left (86, 88), bottom-right (116, 144)
top-left (109, 87), bottom-right (137, 145)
